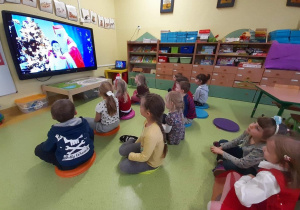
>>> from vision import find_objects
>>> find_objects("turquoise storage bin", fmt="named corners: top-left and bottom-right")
top-left (291, 30), bottom-right (300, 37)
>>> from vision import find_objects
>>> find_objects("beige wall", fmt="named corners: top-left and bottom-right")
top-left (0, 0), bottom-right (117, 110)
top-left (115, 0), bottom-right (299, 59)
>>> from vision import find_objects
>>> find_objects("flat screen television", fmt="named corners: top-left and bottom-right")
top-left (2, 10), bottom-right (97, 80)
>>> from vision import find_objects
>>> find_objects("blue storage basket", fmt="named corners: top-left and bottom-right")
top-left (180, 46), bottom-right (194, 54)
top-left (161, 37), bottom-right (168, 43)
top-left (168, 32), bottom-right (178, 38)
top-left (271, 37), bottom-right (290, 43)
top-left (290, 37), bottom-right (300, 42)
top-left (177, 32), bottom-right (187, 36)
top-left (168, 38), bottom-right (177, 43)
top-left (291, 30), bottom-right (300, 37)
top-left (187, 31), bottom-right (198, 36)
top-left (269, 30), bottom-right (291, 37)
top-left (177, 37), bottom-right (186, 43)
top-left (160, 47), bottom-right (170, 53)
top-left (186, 36), bottom-right (197, 43)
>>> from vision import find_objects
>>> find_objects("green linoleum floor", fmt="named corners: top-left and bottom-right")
top-left (0, 87), bottom-right (297, 210)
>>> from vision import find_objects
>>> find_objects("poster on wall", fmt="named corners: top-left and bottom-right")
top-left (0, 39), bottom-right (17, 97)
top-left (110, 18), bottom-right (115, 29)
top-left (90, 11), bottom-right (97, 25)
top-left (39, 0), bottom-right (53, 13)
top-left (5, 0), bottom-right (20, 3)
top-left (66, 5), bottom-right (78, 21)
top-left (81, 8), bottom-right (91, 23)
top-left (98, 15), bottom-right (104, 28)
top-left (22, 0), bottom-right (37, 8)
top-left (54, 0), bottom-right (67, 18)
top-left (104, 18), bottom-right (110, 29)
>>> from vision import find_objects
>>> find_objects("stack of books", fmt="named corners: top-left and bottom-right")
top-left (198, 29), bottom-right (210, 42)
top-left (200, 46), bottom-right (215, 54)
top-left (200, 56), bottom-right (214, 65)
top-left (254, 28), bottom-right (267, 43)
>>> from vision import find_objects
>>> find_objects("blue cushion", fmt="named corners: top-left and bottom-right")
top-left (185, 123), bottom-right (192, 128)
top-left (196, 108), bottom-right (209, 119)
top-left (196, 103), bottom-right (209, 109)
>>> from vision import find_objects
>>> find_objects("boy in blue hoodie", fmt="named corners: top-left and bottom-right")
top-left (193, 74), bottom-right (210, 106)
top-left (35, 99), bottom-right (94, 170)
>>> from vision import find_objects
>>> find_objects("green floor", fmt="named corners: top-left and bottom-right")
top-left (0, 87), bottom-right (296, 210)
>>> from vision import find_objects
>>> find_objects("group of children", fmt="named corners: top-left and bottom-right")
top-left (34, 73), bottom-right (300, 209)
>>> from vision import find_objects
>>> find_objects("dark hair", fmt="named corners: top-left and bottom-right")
top-left (99, 81), bottom-right (117, 116)
top-left (142, 93), bottom-right (168, 158)
top-left (257, 117), bottom-right (277, 140)
top-left (176, 76), bottom-right (189, 83)
top-left (174, 73), bottom-right (183, 79)
top-left (270, 135), bottom-right (300, 188)
top-left (196, 74), bottom-right (211, 85)
top-left (51, 99), bottom-right (75, 123)
top-left (179, 81), bottom-right (190, 93)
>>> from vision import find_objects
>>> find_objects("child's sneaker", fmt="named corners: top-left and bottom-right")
top-left (212, 165), bottom-right (226, 177)
top-left (213, 141), bottom-right (220, 147)
top-left (120, 135), bottom-right (138, 143)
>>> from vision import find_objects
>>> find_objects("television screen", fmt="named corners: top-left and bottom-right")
top-left (2, 10), bottom-right (97, 80)
top-left (115, 60), bottom-right (126, 69)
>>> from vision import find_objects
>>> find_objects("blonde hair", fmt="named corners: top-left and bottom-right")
top-left (136, 74), bottom-right (147, 87)
top-left (99, 81), bottom-right (117, 116)
top-left (115, 79), bottom-right (128, 103)
top-left (270, 135), bottom-right (300, 188)
top-left (165, 91), bottom-right (184, 112)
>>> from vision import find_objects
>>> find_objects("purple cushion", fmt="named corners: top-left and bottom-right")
top-left (120, 110), bottom-right (135, 120)
top-left (213, 118), bottom-right (240, 132)
top-left (265, 41), bottom-right (300, 71)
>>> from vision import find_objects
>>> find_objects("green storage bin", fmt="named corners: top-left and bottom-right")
top-left (171, 47), bottom-right (179, 53)
top-left (180, 57), bottom-right (192, 64)
top-left (169, 57), bottom-right (179, 63)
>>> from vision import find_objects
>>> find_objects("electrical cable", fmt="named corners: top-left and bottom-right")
top-left (130, 27), bottom-right (138, 41)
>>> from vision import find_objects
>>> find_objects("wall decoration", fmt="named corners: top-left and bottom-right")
top-left (54, 0), bottom-right (67, 18)
top-left (160, 0), bottom-right (174, 13)
top-left (98, 15), bottom-right (104, 28)
top-left (5, 0), bottom-right (20, 3)
top-left (66, 5), bottom-right (78, 21)
top-left (104, 18), bottom-right (110, 29)
top-left (22, 0), bottom-right (37, 7)
top-left (81, 8), bottom-right (91, 23)
top-left (110, 18), bottom-right (115, 29)
top-left (90, 11), bottom-right (97, 25)
top-left (40, 0), bottom-right (53, 13)
top-left (217, 0), bottom-right (235, 8)
top-left (287, 0), bottom-right (300, 7)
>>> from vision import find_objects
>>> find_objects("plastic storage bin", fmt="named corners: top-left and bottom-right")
top-left (158, 56), bottom-right (168, 63)
top-left (160, 47), bottom-right (170, 53)
top-left (15, 94), bottom-right (48, 114)
top-left (180, 46), bottom-right (194, 54)
top-left (169, 57), bottom-right (179, 63)
top-left (171, 47), bottom-right (179, 53)
top-left (180, 57), bottom-right (192, 64)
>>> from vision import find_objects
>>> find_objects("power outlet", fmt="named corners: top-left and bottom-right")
top-left (137, 26), bottom-right (141, 30)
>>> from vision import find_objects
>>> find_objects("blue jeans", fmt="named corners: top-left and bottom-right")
top-left (218, 139), bottom-right (257, 176)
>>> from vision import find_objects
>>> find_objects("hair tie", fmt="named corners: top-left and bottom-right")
top-left (284, 155), bottom-right (291, 162)
top-left (273, 116), bottom-right (282, 125)
top-left (106, 91), bottom-right (113, 96)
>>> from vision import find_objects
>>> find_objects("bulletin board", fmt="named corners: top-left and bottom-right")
top-left (0, 39), bottom-right (17, 97)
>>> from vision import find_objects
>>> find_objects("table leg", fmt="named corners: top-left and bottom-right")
top-left (251, 91), bottom-right (263, 118)
top-left (68, 93), bottom-right (74, 103)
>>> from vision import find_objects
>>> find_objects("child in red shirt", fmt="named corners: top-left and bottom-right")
top-left (114, 78), bottom-right (132, 118)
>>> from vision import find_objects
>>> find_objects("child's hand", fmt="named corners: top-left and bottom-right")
top-left (247, 174), bottom-right (255, 178)
top-left (210, 146), bottom-right (224, 155)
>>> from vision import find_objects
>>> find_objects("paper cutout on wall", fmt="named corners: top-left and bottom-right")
top-left (5, 0), bottom-right (20, 3)
top-left (110, 18), bottom-right (115, 29)
top-left (54, 0), bottom-right (67, 18)
top-left (66, 5), bottom-right (78, 21)
top-left (22, 0), bottom-right (37, 7)
top-left (40, 0), bottom-right (53, 13)
top-left (81, 9), bottom-right (91, 23)
top-left (90, 11), bottom-right (97, 25)
top-left (98, 15), bottom-right (104, 28)
top-left (104, 18), bottom-right (110, 29)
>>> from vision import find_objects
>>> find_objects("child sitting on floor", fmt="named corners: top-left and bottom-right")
top-left (175, 76), bottom-right (194, 99)
top-left (208, 135), bottom-right (300, 210)
top-left (210, 117), bottom-right (289, 176)
top-left (168, 73), bottom-right (183, 92)
top-left (194, 73), bottom-right (211, 106)
top-left (118, 93), bottom-right (167, 174)
top-left (175, 81), bottom-right (196, 125)
top-left (34, 99), bottom-right (94, 170)
top-left (114, 78), bottom-right (132, 118)
top-left (85, 81), bottom-right (120, 133)
top-left (163, 91), bottom-right (185, 145)
top-left (131, 73), bottom-right (149, 103)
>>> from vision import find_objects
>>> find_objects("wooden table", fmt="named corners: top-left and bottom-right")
top-left (42, 77), bottom-right (111, 102)
top-left (251, 85), bottom-right (300, 117)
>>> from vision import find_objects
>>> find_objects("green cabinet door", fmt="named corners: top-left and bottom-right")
top-left (146, 78), bottom-right (156, 88)
top-left (209, 85), bottom-right (256, 102)
top-left (156, 79), bottom-right (174, 90)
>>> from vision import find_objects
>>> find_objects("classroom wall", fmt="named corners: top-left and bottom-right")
top-left (114, 0), bottom-right (300, 59)
top-left (0, 0), bottom-right (117, 110)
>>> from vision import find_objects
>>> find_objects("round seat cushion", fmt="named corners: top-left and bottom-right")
top-left (94, 125), bottom-right (120, 136)
top-left (120, 110), bottom-right (135, 120)
top-left (185, 123), bottom-right (192, 128)
top-left (213, 118), bottom-right (240, 132)
top-left (196, 103), bottom-right (209, 109)
top-left (196, 108), bottom-right (209, 119)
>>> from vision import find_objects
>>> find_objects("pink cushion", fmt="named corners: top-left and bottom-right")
top-left (120, 110), bottom-right (135, 120)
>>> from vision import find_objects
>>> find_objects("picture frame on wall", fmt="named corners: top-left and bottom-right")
top-left (216, 0), bottom-right (235, 8)
top-left (286, 0), bottom-right (300, 7)
top-left (160, 0), bottom-right (174, 13)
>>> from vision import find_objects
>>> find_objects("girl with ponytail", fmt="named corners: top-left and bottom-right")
top-left (85, 81), bottom-right (120, 133)
top-left (119, 93), bottom-right (167, 174)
